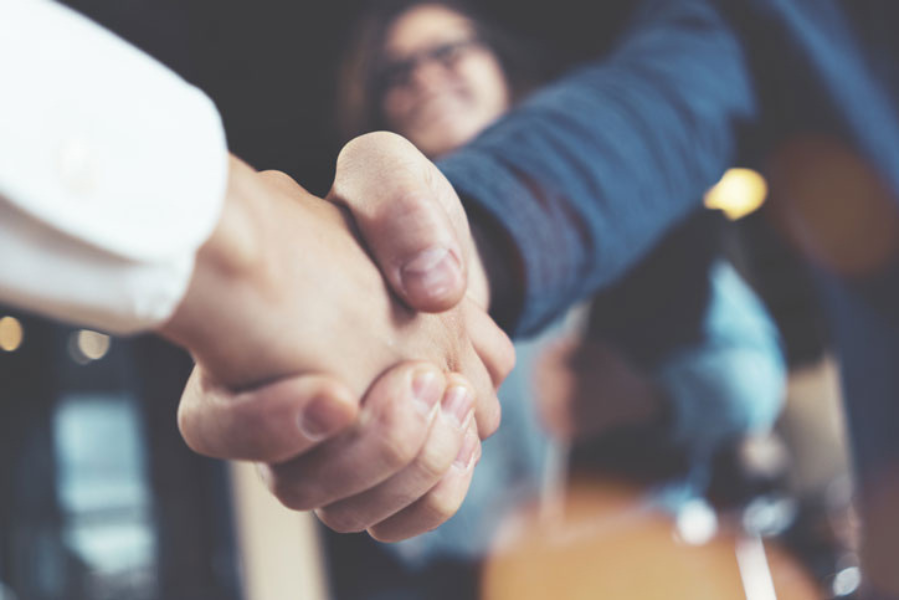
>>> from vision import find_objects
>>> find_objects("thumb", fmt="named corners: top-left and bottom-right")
top-left (178, 367), bottom-right (359, 463)
top-left (328, 131), bottom-right (470, 312)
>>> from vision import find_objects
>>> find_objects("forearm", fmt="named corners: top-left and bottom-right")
top-left (439, 0), bottom-right (758, 337)
top-left (157, 157), bottom-right (344, 390)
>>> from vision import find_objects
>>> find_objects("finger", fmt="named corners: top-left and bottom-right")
top-left (465, 303), bottom-right (514, 439)
top-left (367, 421), bottom-right (482, 542)
top-left (453, 313), bottom-right (505, 439)
top-left (454, 349), bottom-right (501, 440)
top-left (466, 300), bottom-right (516, 389)
top-left (261, 363), bottom-right (446, 511)
top-left (177, 367), bottom-right (358, 463)
top-left (473, 384), bottom-right (502, 442)
top-left (328, 132), bottom-right (468, 312)
top-left (315, 376), bottom-right (476, 533)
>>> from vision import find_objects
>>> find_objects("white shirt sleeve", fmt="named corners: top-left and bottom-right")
top-left (0, 0), bottom-right (228, 334)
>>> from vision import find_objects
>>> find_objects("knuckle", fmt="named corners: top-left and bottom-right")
top-left (267, 472), bottom-right (317, 511)
top-left (413, 437), bottom-right (455, 483)
top-left (382, 191), bottom-right (450, 248)
top-left (376, 432), bottom-right (422, 472)
top-left (371, 403), bottom-right (427, 469)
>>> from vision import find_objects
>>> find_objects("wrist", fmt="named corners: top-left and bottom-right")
top-left (158, 156), bottom-right (265, 360)
top-left (465, 201), bottom-right (524, 333)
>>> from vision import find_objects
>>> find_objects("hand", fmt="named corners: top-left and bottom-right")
top-left (326, 132), bottom-right (509, 435)
top-left (179, 361), bottom-right (484, 541)
top-left (327, 131), bottom-right (488, 313)
top-left (162, 157), bottom-right (511, 414)
top-left (167, 156), bottom-right (514, 540)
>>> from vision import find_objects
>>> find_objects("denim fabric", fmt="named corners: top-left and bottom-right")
top-left (438, 0), bottom-right (896, 338)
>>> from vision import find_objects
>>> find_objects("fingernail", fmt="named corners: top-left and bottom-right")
top-left (454, 429), bottom-right (479, 469)
top-left (400, 247), bottom-right (460, 299)
top-left (442, 385), bottom-right (473, 429)
top-left (298, 396), bottom-right (346, 442)
top-left (412, 369), bottom-right (442, 416)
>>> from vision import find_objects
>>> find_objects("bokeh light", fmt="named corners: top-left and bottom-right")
top-left (704, 168), bottom-right (768, 220)
top-left (0, 316), bottom-right (24, 352)
top-left (68, 329), bottom-right (111, 364)
top-left (765, 135), bottom-right (897, 276)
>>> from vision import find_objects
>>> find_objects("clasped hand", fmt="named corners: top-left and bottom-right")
top-left (176, 133), bottom-right (512, 541)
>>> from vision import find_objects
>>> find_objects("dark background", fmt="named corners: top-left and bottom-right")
top-left (60, 0), bottom-right (638, 195)
top-left (59, 0), bottom-right (893, 199)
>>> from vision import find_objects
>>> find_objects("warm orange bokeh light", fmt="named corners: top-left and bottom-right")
top-left (482, 478), bottom-right (820, 600)
top-left (765, 135), bottom-right (897, 276)
top-left (0, 316), bottom-right (24, 352)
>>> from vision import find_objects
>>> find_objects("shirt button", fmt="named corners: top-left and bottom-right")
top-left (58, 139), bottom-right (97, 195)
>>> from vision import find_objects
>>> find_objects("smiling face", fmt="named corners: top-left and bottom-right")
top-left (378, 4), bottom-right (511, 158)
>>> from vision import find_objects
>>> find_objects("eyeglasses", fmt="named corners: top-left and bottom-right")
top-left (376, 37), bottom-right (485, 93)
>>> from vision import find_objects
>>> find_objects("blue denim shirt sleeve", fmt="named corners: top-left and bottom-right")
top-left (437, 0), bottom-right (758, 337)
top-left (438, 0), bottom-right (897, 338)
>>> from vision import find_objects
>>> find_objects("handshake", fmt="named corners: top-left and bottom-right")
top-left (160, 132), bottom-right (515, 541)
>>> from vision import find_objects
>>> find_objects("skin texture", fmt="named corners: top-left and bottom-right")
top-left (171, 151), bottom-right (513, 539)
top-left (176, 4), bottom-right (518, 541)
top-left (165, 157), bottom-right (506, 404)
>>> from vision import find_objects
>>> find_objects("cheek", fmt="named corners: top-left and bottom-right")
top-left (464, 61), bottom-right (510, 120)
top-left (381, 92), bottom-right (415, 134)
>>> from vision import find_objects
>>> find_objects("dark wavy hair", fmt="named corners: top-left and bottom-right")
top-left (335, 0), bottom-right (546, 143)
